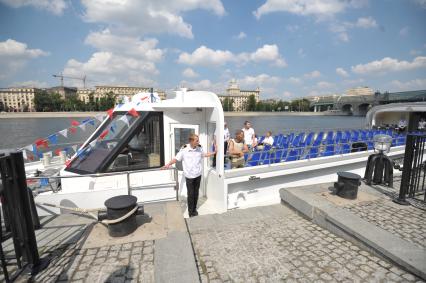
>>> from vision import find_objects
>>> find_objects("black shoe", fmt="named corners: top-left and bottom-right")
top-left (193, 211), bottom-right (198, 216)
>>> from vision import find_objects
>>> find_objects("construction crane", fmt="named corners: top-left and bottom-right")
top-left (52, 73), bottom-right (89, 88)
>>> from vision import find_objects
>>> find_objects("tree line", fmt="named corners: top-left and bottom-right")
top-left (221, 94), bottom-right (311, 112)
top-left (33, 91), bottom-right (116, 112)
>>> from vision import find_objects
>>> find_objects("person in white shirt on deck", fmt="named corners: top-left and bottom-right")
top-left (242, 121), bottom-right (256, 149)
top-left (262, 131), bottom-right (274, 146)
top-left (162, 134), bottom-right (215, 217)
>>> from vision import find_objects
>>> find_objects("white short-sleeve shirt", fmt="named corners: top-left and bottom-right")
top-left (175, 144), bottom-right (204, 179)
top-left (242, 127), bottom-right (255, 145)
top-left (263, 136), bottom-right (274, 145)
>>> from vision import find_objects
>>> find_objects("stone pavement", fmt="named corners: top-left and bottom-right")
top-left (187, 204), bottom-right (423, 282)
top-left (344, 198), bottom-right (426, 249)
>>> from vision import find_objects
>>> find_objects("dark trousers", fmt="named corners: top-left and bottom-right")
top-left (186, 175), bottom-right (201, 215)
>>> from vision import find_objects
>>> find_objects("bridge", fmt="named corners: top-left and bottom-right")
top-left (309, 90), bottom-right (426, 116)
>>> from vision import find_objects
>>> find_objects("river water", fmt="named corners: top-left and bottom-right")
top-left (0, 115), bottom-right (364, 150)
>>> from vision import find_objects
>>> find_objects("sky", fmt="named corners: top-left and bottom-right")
top-left (0, 0), bottom-right (425, 99)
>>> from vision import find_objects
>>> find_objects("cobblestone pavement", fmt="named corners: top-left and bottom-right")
top-left (344, 198), bottom-right (426, 249)
top-left (30, 240), bottom-right (155, 283)
top-left (189, 204), bottom-right (423, 283)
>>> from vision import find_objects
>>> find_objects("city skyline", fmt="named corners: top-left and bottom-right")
top-left (0, 0), bottom-right (425, 99)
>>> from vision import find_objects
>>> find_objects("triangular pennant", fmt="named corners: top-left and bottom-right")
top-left (119, 115), bottom-right (130, 127)
top-left (71, 120), bottom-right (80, 126)
top-left (48, 134), bottom-right (58, 145)
top-left (23, 144), bottom-right (34, 151)
top-left (95, 114), bottom-right (104, 122)
top-left (38, 152), bottom-right (43, 159)
top-left (82, 118), bottom-right (91, 124)
top-left (35, 138), bottom-right (45, 147)
top-left (22, 150), bottom-right (28, 160)
top-left (117, 104), bottom-right (124, 108)
top-left (32, 145), bottom-right (38, 155)
top-left (54, 148), bottom-right (62, 156)
top-left (59, 129), bottom-right (68, 138)
top-left (89, 139), bottom-right (97, 148)
top-left (79, 124), bottom-right (86, 131)
top-left (72, 145), bottom-right (78, 152)
top-left (99, 129), bottom-right (109, 140)
top-left (128, 108), bottom-right (139, 117)
top-left (69, 127), bottom-right (77, 134)
top-left (106, 108), bottom-right (114, 119)
top-left (28, 153), bottom-right (34, 161)
top-left (88, 119), bottom-right (95, 126)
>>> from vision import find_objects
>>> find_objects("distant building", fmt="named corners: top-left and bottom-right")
top-left (218, 79), bottom-right (260, 111)
top-left (345, 87), bottom-right (374, 96)
top-left (0, 87), bottom-right (40, 112)
top-left (78, 86), bottom-right (166, 103)
top-left (47, 86), bottom-right (78, 99)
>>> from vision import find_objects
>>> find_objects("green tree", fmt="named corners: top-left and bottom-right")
top-left (98, 91), bottom-right (116, 111)
top-left (34, 91), bottom-right (62, 111)
top-left (0, 102), bottom-right (4, 112)
top-left (222, 98), bottom-right (234, 111)
top-left (246, 94), bottom-right (257, 111)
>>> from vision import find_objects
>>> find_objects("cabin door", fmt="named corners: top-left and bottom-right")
top-left (170, 124), bottom-right (200, 198)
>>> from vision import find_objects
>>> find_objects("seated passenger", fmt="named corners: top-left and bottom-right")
top-left (418, 118), bottom-right (426, 131)
top-left (228, 130), bottom-right (249, 169)
top-left (261, 131), bottom-right (274, 146)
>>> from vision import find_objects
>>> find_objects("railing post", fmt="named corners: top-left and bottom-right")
top-left (127, 172), bottom-right (131, 195)
top-left (394, 134), bottom-right (414, 205)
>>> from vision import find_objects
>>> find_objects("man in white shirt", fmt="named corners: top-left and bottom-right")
top-left (242, 121), bottom-right (255, 148)
top-left (162, 134), bottom-right (215, 217)
top-left (262, 131), bottom-right (274, 146)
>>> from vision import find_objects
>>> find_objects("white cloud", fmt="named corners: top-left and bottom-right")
top-left (254, 0), bottom-right (366, 19)
top-left (11, 80), bottom-right (49, 88)
top-left (316, 81), bottom-right (335, 89)
top-left (354, 17), bottom-right (377, 29)
top-left (304, 70), bottom-right (321, 79)
top-left (391, 78), bottom-right (426, 91)
top-left (178, 44), bottom-right (287, 68)
top-left (399, 26), bottom-right (409, 36)
top-left (182, 68), bottom-right (199, 78)
top-left (413, 0), bottom-right (426, 9)
top-left (298, 48), bottom-right (306, 58)
top-left (282, 91), bottom-right (292, 97)
top-left (0, 0), bottom-right (67, 15)
top-left (0, 39), bottom-right (49, 79)
top-left (178, 46), bottom-right (234, 66)
top-left (235, 32), bottom-right (247, 39)
top-left (81, 0), bottom-right (225, 39)
top-left (85, 29), bottom-right (163, 62)
top-left (351, 56), bottom-right (426, 74)
top-left (62, 30), bottom-right (165, 87)
top-left (336, 67), bottom-right (349, 77)
top-left (287, 77), bottom-right (302, 84)
top-left (239, 74), bottom-right (280, 87)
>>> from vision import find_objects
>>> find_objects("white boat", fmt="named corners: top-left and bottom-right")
top-left (22, 90), bottom-right (419, 217)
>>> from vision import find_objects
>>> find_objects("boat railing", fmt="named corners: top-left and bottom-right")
top-left (26, 167), bottom-right (180, 200)
top-left (225, 135), bottom-right (407, 169)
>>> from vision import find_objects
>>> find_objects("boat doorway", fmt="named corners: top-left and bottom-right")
top-left (170, 124), bottom-right (200, 198)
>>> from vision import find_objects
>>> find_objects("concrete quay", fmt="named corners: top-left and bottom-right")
top-left (280, 182), bottom-right (426, 281)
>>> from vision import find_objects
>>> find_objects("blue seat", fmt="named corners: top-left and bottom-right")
top-left (292, 133), bottom-right (305, 147)
top-left (335, 131), bottom-right (343, 144)
top-left (321, 144), bottom-right (334, 156)
top-left (337, 143), bottom-right (351, 154)
top-left (304, 147), bottom-right (319, 159)
top-left (351, 130), bottom-right (360, 142)
top-left (312, 132), bottom-right (324, 147)
top-left (302, 132), bottom-right (315, 147)
top-left (286, 149), bottom-right (300, 161)
top-left (325, 131), bottom-right (334, 145)
top-left (367, 141), bottom-right (374, 150)
top-left (247, 152), bottom-right (261, 166)
top-left (360, 130), bottom-right (368, 141)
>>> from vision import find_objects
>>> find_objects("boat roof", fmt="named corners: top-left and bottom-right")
top-left (365, 102), bottom-right (426, 127)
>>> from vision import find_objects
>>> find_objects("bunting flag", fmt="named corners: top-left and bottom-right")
top-left (106, 108), bottom-right (114, 119)
top-left (117, 103), bottom-right (124, 108)
top-left (82, 118), bottom-right (91, 124)
top-left (32, 145), bottom-right (38, 155)
top-left (89, 139), bottom-right (97, 148)
top-left (99, 129), bottom-right (109, 140)
top-left (69, 127), bottom-right (77, 134)
top-left (35, 138), bottom-right (48, 148)
top-left (59, 129), bottom-right (68, 138)
top-left (95, 114), bottom-right (105, 122)
top-left (72, 145), bottom-right (78, 152)
top-left (22, 150), bottom-right (27, 160)
top-left (110, 122), bottom-right (117, 134)
top-left (28, 153), bottom-right (34, 161)
top-left (40, 178), bottom-right (50, 186)
top-left (119, 115), bottom-right (130, 127)
top-left (79, 123), bottom-right (86, 132)
top-left (54, 148), bottom-right (62, 156)
top-left (71, 120), bottom-right (80, 126)
top-left (24, 144), bottom-right (34, 152)
top-left (88, 119), bottom-right (95, 126)
top-left (48, 134), bottom-right (58, 145)
top-left (128, 108), bottom-right (139, 117)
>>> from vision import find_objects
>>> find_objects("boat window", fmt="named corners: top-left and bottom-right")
top-left (107, 113), bottom-right (164, 172)
top-left (66, 113), bottom-right (139, 174)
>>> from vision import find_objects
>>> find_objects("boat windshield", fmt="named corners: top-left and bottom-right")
top-left (66, 113), bottom-right (141, 174)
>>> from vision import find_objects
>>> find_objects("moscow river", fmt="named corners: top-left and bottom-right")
top-left (0, 114), bottom-right (364, 150)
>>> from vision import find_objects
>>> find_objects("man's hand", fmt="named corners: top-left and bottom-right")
top-left (161, 164), bottom-right (171, 170)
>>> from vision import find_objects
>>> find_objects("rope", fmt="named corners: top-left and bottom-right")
top-left (100, 206), bottom-right (138, 225)
top-left (36, 202), bottom-right (139, 225)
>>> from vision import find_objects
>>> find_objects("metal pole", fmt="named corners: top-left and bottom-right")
top-left (127, 172), bottom-right (131, 195)
top-left (394, 134), bottom-right (413, 205)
